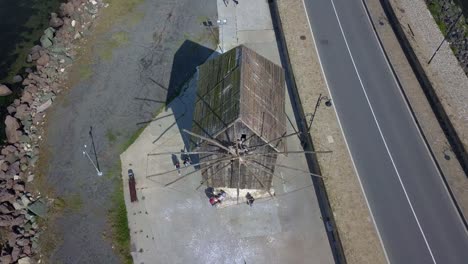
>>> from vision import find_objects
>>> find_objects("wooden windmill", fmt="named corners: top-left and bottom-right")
top-left (147, 46), bottom-right (328, 202)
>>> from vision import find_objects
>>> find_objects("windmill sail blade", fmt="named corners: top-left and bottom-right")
top-left (165, 160), bottom-right (220, 187)
top-left (148, 151), bottom-right (229, 156)
top-left (196, 161), bottom-right (232, 190)
top-left (147, 155), bottom-right (235, 178)
top-left (243, 150), bottom-right (332, 158)
top-left (183, 129), bottom-right (234, 155)
top-left (245, 158), bottom-right (325, 178)
top-left (245, 166), bottom-right (274, 199)
top-left (243, 159), bottom-right (288, 184)
top-left (248, 131), bottom-right (301, 150)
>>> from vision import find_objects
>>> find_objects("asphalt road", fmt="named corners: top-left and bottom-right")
top-left (302, 0), bottom-right (468, 263)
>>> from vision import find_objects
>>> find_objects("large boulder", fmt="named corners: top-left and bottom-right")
top-left (21, 91), bottom-right (33, 105)
top-left (40, 35), bottom-right (53, 48)
top-left (0, 84), bottom-right (12, 96)
top-left (14, 104), bottom-right (30, 121)
top-left (36, 54), bottom-right (50, 66)
top-left (12, 75), bottom-right (23, 83)
top-left (5, 116), bottom-right (21, 144)
top-left (59, 2), bottom-right (75, 17)
top-left (49, 12), bottom-right (64, 28)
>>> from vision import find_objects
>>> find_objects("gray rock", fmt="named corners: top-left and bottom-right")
top-left (27, 174), bottom-right (34, 182)
top-left (0, 160), bottom-right (8, 171)
top-left (14, 104), bottom-right (30, 120)
top-left (0, 191), bottom-right (15, 203)
top-left (50, 12), bottom-right (64, 28)
top-left (0, 203), bottom-right (12, 214)
top-left (5, 116), bottom-right (21, 144)
top-left (0, 84), bottom-right (12, 96)
top-left (0, 255), bottom-right (12, 263)
top-left (12, 75), bottom-right (23, 83)
top-left (36, 99), bottom-right (52, 113)
top-left (21, 91), bottom-right (33, 105)
top-left (12, 202), bottom-right (24, 210)
top-left (7, 105), bottom-right (16, 114)
top-left (18, 257), bottom-right (32, 264)
top-left (11, 245), bottom-right (20, 262)
top-left (44, 27), bottom-right (55, 39)
top-left (59, 2), bottom-right (75, 17)
top-left (40, 35), bottom-right (53, 48)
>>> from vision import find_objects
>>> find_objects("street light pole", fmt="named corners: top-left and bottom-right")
top-left (428, 12), bottom-right (463, 64)
top-left (88, 126), bottom-right (103, 176)
top-left (83, 144), bottom-right (103, 176)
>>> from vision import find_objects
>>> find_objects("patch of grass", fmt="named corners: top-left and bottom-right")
top-left (78, 62), bottom-right (93, 80)
top-left (120, 126), bottom-right (146, 152)
top-left (108, 160), bottom-right (132, 264)
top-left (99, 31), bottom-right (130, 61)
top-left (427, 2), bottom-right (448, 35)
top-left (106, 129), bottom-right (118, 143)
top-left (63, 194), bottom-right (83, 212)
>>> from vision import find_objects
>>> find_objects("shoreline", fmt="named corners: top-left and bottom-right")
top-left (0, 1), bottom-right (108, 263)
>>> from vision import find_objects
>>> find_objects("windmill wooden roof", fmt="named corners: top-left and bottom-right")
top-left (192, 45), bottom-right (287, 151)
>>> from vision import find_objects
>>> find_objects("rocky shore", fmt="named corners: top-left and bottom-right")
top-left (427, 0), bottom-right (468, 73)
top-left (0, 0), bottom-right (106, 263)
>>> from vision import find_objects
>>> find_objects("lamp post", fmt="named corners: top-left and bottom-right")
top-left (83, 144), bottom-right (103, 176)
top-left (428, 12), bottom-right (463, 64)
top-left (217, 19), bottom-right (227, 53)
top-left (83, 126), bottom-right (103, 176)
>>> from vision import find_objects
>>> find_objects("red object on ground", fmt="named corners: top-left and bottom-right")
top-left (209, 197), bottom-right (219, 206)
top-left (128, 169), bottom-right (138, 202)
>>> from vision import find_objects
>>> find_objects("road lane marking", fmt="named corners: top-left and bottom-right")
top-left (358, 0), bottom-right (468, 234)
top-left (328, 0), bottom-right (437, 262)
top-left (300, 0), bottom-right (390, 263)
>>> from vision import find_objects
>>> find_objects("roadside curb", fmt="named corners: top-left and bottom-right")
top-left (362, 0), bottom-right (468, 229)
top-left (268, 1), bottom-right (347, 263)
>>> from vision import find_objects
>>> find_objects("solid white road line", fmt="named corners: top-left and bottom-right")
top-left (358, 0), bottom-right (468, 234)
top-left (328, 0), bottom-right (437, 262)
top-left (300, 0), bottom-right (391, 263)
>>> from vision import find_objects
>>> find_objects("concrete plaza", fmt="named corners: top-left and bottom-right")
top-left (120, 1), bottom-right (334, 263)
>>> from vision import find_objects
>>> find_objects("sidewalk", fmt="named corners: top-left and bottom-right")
top-left (120, 1), bottom-right (334, 263)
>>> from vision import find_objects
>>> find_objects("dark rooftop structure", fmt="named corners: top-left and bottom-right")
top-left (190, 45), bottom-right (287, 190)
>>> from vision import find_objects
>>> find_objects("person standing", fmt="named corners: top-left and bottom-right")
top-left (246, 192), bottom-right (255, 207)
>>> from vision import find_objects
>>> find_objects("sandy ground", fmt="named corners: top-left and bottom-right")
top-left (364, 0), bottom-right (468, 222)
top-left (276, 0), bottom-right (387, 263)
top-left (40, 0), bottom-right (217, 263)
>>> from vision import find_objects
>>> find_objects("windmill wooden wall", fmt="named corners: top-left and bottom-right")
top-left (191, 45), bottom-right (286, 190)
top-left (198, 121), bottom-right (278, 190)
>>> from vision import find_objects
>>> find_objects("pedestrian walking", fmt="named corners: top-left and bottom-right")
top-left (175, 161), bottom-right (181, 175)
top-left (223, 0), bottom-right (229, 7)
top-left (233, 0), bottom-right (238, 5)
top-left (216, 189), bottom-right (227, 203)
top-left (246, 192), bottom-right (255, 207)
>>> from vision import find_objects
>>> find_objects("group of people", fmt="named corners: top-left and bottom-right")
top-left (208, 190), bottom-right (255, 207)
top-left (174, 150), bottom-right (192, 175)
top-left (209, 189), bottom-right (227, 207)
